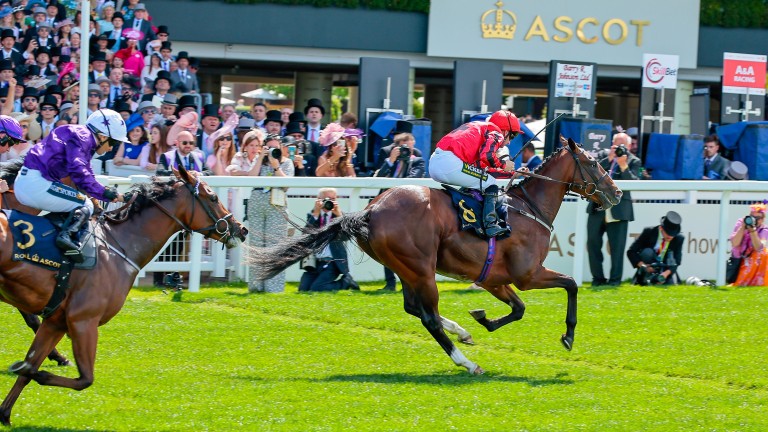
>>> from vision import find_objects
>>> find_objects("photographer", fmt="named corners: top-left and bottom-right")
top-left (279, 135), bottom-right (308, 176)
top-left (374, 132), bottom-right (425, 178)
top-left (298, 188), bottom-right (359, 292)
top-left (728, 203), bottom-right (768, 286)
top-left (587, 132), bottom-right (642, 286)
top-left (627, 211), bottom-right (684, 286)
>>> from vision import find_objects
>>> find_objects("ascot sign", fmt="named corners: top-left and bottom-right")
top-left (428, 0), bottom-right (700, 68)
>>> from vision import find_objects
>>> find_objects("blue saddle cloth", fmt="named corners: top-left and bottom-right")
top-left (442, 185), bottom-right (509, 240)
top-left (3, 210), bottom-right (97, 271)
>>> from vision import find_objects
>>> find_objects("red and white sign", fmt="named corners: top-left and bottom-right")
top-left (642, 54), bottom-right (679, 89)
top-left (722, 52), bottom-right (766, 95)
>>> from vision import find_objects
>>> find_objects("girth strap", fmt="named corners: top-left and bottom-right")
top-left (475, 237), bottom-right (496, 284)
top-left (41, 258), bottom-right (74, 318)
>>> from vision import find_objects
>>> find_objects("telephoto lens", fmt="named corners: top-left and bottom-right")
top-left (614, 144), bottom-right (627, 158)
top-left (270, 147), bottom-right (282, 159)
top-left (322, 198), bottom-right (334, 211)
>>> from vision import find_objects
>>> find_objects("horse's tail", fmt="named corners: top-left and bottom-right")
top-left (250, 210), bottom-right (371, 281)
top-left (0, 156), bottom-right (25, 187)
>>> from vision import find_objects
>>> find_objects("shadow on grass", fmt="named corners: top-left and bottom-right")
top-left (12, 428), bottom-right (112, 432)
top-left (306, 371), bottom-right (574, 387)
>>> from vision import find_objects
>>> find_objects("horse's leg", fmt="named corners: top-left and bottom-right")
top-left (402, 278), bottom-right (483, 374)
top-left (469, 284), bottom-right (526, 332)
top-left (17, 310), bottom-right (71, 366)
top-left (401, 282), bottom-right (474, 345)
top-left (519, 268), bottom-right (578, 351)
top-left (0, 321), bottom-right (66, 426)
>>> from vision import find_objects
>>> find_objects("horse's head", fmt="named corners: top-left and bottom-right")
top-left (560, 136), bottom-right (622, 211)
top-left (169, 165), bottom-right (248, 248)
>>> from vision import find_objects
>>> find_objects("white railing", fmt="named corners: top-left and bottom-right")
top-left (96, 174), bottom-right (768, 290)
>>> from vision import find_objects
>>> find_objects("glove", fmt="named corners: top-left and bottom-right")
top-left (102, 187), bottom-right (119, 201)
top-left (496, 145), bottom-right (510, 161)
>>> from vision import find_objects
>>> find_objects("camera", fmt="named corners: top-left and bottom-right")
top-left (398, 144), bottom-right (411, 160)
top-left (294, 139), bottom-right (309, 155)
top-left (322, 198), bottom-right (335, 211)
top-left (744, 215), bottom-right (756, 228)
top-left (270, 147), bottom-right (282, 159)
top-left (614, 144), bottom-right (628, 158)
top-left (162, 271), bottom-right (184, 293)
top-left (686, 276), bottom-right (715, 287)
top-left (636, 261), bottom-right (669, 286)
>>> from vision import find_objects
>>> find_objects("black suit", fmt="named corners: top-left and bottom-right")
top-left (627, 226), bottom-right (684, 284)
top-left (586, 153), bottom-right (641, 285)
top-left (298, 212), bottom-right (354, 291)
top-left (0, 48), bottom-right (25, 68)
top-left (377, 143), bottom-right (422, 168)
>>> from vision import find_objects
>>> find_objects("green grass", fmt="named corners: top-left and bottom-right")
top-left (1, 282), bottom-right (767, 431)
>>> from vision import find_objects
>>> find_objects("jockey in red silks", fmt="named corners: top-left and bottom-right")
top-left (15, 109), bottom-right (128, 261)
top-left (429, 110), bottom-right (521, 237)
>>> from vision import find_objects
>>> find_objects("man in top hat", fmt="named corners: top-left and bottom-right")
top-left (197, 103), bottom-right (220, 158)
top-left (158, 41), bottom-right (173, 71)
top-left (37, 94), bottom-right (58, 138)
top-left (151, 69), bottom-right (172, 100)
top-left (303, 98), bottom-right (325, 144)
top-left (44, 84), bottom-right (64, 105)
top-left (20, 86), bottom-right (38, 115)
top-left (288, 111), bottom-right (307, 134)
top-left (113, 99), bottom-right (133, 120)
top-left (89, 51), bottom-right (110, 83)
top-left (160, 93), bottom-right (177, 122)
top-left (105, 12), bottom-right (127, 53)
top-left (127, 3), bottom-right (155, 51)
top-left (147, 24), bottom-right (169, 57)
top-left (170, 51), bottom-right (199, 93)
top-left (627, 211), bottom-right (684, 285)
top-left (34, 46), bottom-right (56, 76)
top-left (0, 59), bottom-right (13, 88)
top-left (264, 109), bottom-right (283, 135)
top-left (25, 20), bottom-right (54, 51)
top-left (0, 28), bottom-right (25, 66)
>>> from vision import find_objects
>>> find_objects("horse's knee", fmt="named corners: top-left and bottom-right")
top-left (563, 277), bottom-right (578, 293)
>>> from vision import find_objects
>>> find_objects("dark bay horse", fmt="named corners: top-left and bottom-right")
top-left (252, 137), bottom-right (621, 374)
top-left (0, 165), bottom-right (247, 425)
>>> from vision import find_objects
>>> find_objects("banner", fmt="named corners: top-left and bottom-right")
top-left (642, 54), bottom-right (679, 89)
top-left (554, 63), bottom-right (594, 99)
top-left (722, 52), bottom-right (767, 95)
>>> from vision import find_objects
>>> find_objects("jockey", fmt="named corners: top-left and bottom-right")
top-left (14, 109), bottom-right (128, 262)
top-left (429, 110), bottom-right (521, 237)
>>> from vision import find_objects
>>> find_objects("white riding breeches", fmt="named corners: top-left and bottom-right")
top-left (14, 168), bottom-right (93, 215)
top-left (429, 148), bottom-right (497, 192)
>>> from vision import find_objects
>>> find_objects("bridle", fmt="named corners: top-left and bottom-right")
top-left (151, 176), bottom-right (235, 245)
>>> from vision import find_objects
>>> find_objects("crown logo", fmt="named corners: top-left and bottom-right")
top-left (481, 1), bottom-right (517, 40)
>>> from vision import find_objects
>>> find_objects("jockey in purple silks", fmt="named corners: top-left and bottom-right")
top-left (14, 109), bottom-right (128, 262)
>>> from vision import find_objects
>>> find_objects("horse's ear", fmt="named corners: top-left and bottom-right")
top-left (172, 167), bottom-right (181, 180)
top-left (568, 137), bottom-right (578, 150)
top-left (559, 135), bottom-right (567, 145)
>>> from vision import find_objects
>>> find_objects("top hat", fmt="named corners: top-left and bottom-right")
top-left (92, 33), bottom-right (116, 49)
top-left (288, 111), bottom-right (305, 123)
top-left (303, 98), bottom-right (325, 115)
top-left (34, 46), bottom-right (51, 57)
top-left (661, 211), bottom-right (682, 237)
top-left (39, 94), bottom-right (58, 110)
top-left (188, 57), bottom-right (200, 68)
top-left (394, 120), bottom-right (412, 135)
top-left (725, 161), bottom-right (748, 181)
top-left (22, 86), bottom-right (39, 98)
top-left (154, 69), bottom-right (171, 85)
top-left (626, 127), bottom-right (638, 138)
top-left (176, 51), bottom-right (189, 60)
top-left (0, 28), bottom-right (14, 40)
top-left (201, 103), bottom-right (219, 119)
top-left (156, 25), bottom-right (169, 35)
top-left (177, 94), bottom-right (196, 110)
top-left (24, 64), bottom-right (41, 77)
top-left (113, 99), bottom-right (132, 114)
top-left (285, 121), bottom-right (304, 136)
top-left (112, 11), bottom-right (123, 21)
top-left (264, 109), bottom-right (282, 125)
top-left (159, 41), bottom-right (171, 51)
top-left (134, 3), bottom-right (146, 11)
top-left (162, 93), bottom-right (177, 106)
top-left (90, 51), bottom-right (107, 63)
top-left (45, 84), bottom-right (63, 97)
top-left (0, 58), bottom-right (12, 72)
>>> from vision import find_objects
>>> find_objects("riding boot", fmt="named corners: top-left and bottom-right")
top-left (482, 185), bottom-right (508, 238)
top-left (55, 206), bottom-right (89, 263)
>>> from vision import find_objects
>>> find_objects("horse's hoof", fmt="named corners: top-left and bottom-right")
top-left (469, 309), bottom-right (486, 321)
top-left (470, 366), bottom-right (485, 375)
top-left (0, 411), bottom-right (10, 426)
top-left (459, 335), bottom-right (475, 345)
top-left (8, 361), bottom-right (30, 375)
top-left (561, 334), bottom-right (573, 351)
top-left (57, 359), bottom-right (72, 367)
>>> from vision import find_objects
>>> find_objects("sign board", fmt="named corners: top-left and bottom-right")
top-left (642, 54), bottom-right (679, 89)
top-left (722, 52), bottom-right (767, 95)
top-left (427, 0), bottom-right (700, 68)
top-left (554, 63), bottom-right (594, 99)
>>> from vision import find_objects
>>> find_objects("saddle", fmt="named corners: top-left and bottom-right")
top-left (3, 210), bottom-right (98, 271)
top-left (441, 185), bottom-right (509, 240)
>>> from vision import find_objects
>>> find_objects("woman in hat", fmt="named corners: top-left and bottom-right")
top-left (205, 114), bottom-right (238, 176)
top-left (113, 116), bottom-right (147, 166)
top-left (114, 36), bottom-right (143, 77)
top-left (315, 123), bottom-right (355, 177)
top-left (139, 121), bottom-right (171, 171)
top-left (97, 1), bottom-right (116, 34)
top-left (54, 18), bottom-right (72, 44)
top-left (0, 6), bottom-right (18, 38)
top-left (729, 202), bottom-right (768, 287)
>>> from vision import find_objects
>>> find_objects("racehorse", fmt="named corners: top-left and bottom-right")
top-left (251, 137), bottom-right (621, 374)
top-left (0, 165), bottom-right (248, 425)
top-left (0, 159), bottom-right (71, 366)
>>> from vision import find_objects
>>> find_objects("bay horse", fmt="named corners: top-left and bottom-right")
top-left (0, 165), bottom-right (247, 425)
top-left (252, 137), bottom-right (621, 374)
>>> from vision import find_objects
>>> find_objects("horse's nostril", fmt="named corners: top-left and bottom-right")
top-left (241, 227), bottom-right (249, 237)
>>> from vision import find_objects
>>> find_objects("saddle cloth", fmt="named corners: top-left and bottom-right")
top-left (2, 210), bottom-right (98, 270)
top-left (441, 185), bottom-right (509, 240)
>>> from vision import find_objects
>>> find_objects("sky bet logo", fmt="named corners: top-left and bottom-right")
top-left (644, 58), bottom-right (678, 84)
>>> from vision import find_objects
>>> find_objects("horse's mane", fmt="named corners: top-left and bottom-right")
top-left (0, 156), bottom-right (25, 187)
top-left (507, 146), bottom-right (563, 191)
top-left (121, 177), bottom-right (179, 217)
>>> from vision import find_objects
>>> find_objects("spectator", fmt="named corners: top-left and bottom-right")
top-left (97, 1), bottom-right (116, 34)
top-left (156, 41), bottom-right (173, 72)
top-left (586, 132), bottom-right (641, 286)
top-left (38, 94), bottom-right (58, 138)
top-left (250, 102), bottom-right (267, 129)
top-left (226, 129), bottom-right (263, 176)
top-left (170, 51), bottom-right (198, 93)
top-left (303, 98), bottom-right (324, 143)
top-left (375, 132), bottom-right (425, 179)
top-left (157, 130), bottom-right (207, 175)
top-left (246, 133), bottom-right (294, 293)
top-left (339, 111), bottom-right (357, 129)
top-left (20, 87), bottom-right (39, 116)
top-left (377, 120), bottom-right (421, 165)
top-left (298, 188), bottom-right (359, 292)
top-left (89, 51), bottom-right (110, 82)
top-left (725, 161), bottom-right (748, 180)
top-left (126, 3), bottom-right (154, 52)
top-left (626, 127), bottom-right (640, 156)
top-left (113, 115), bottom-right (147, 167)
top-left (220, 103), bottom-right (237, 122)
top-left (280, 136), bottom-right (307, 176)
top-left (139, 121), bottom-right (171, 171)
top-left (205, 114), bottom-right (238, 176)
top-left (343, 127), bottom-right (364, 172)
top-left (120, 0), bottom-right (140, 23)
top-left (151, 70), bottom-right (172, 100)
top-left (90, 33), bottom-right (115, 63)
top-left (280, 107), bottom-right (292, 127)
top-left (114, 99), bottom-right (134, 121)
top-left (104, 67), bottom-right (123, 108)
top-left (137, 100), bottom-right (158, 129)
top-left (729, 203), bottom-right (768, 286)
top-left (263, 109), bottom-right (282, 135)
top-left (4, 113), bottom-right (38, 160)
top-left (159, 93), bottom-right (177, 122)
top-left (176, 95), bottom-right (197, 117)
top-left (627, 211), bottom-right (684, 285)
top-left (0, 29), bottom-right (24, 67)
top-left (197, 104), bottom-right (220, 158)
top-left (148, 25), bottom-right (170, 58)
top-left (85, 83), bottom-right (103, 116)
top-left (702, 134), bottom-right (730, 180)
top-left (114, 36), bottom-right (144, 78)
top-left (315, 123), bottom-right (355, 177)
top-left (105, 12), bottom-right (126, 53)
top-left (520, 142), bottom-right (541, 171)
top-left (35, 47), bottom-right (56, 77)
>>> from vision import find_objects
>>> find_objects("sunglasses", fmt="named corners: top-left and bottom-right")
top-left (219, 136), bottom-right (232, 141)
top-left (88, 93), bottom-right (100, 97)
top-left (179, 140), bottom-right (195, 146)
top-left (23, 98), bottom-right (37, 102)
top-left (40, 106), bottom-right (56, 111)
top-left (142, 110), bottom-right (157, 115)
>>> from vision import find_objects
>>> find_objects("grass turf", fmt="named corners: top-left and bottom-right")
top-left (0, 281), bottom-right (766, 431)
